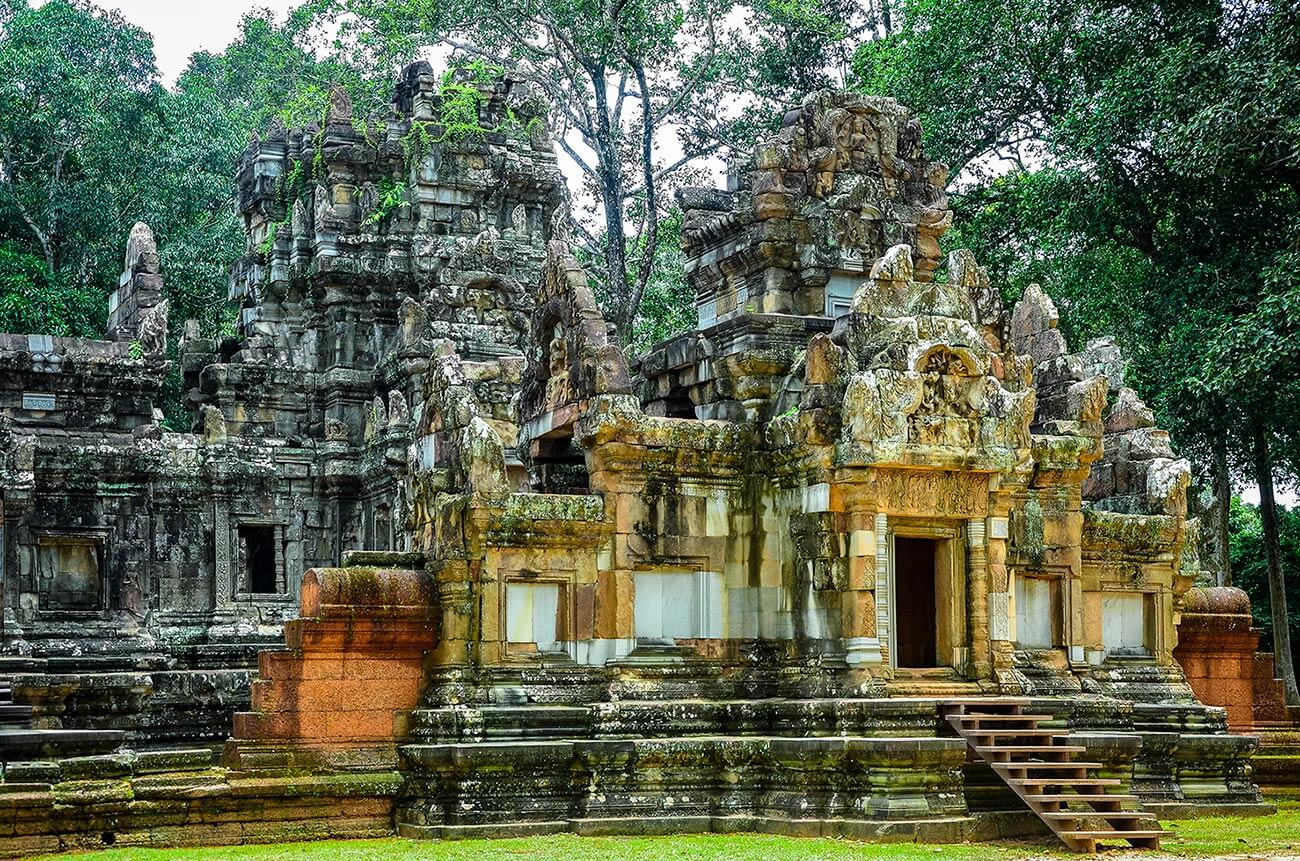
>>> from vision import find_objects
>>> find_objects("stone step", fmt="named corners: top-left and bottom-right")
top-left (411, 697), bottom-right (951, 742)
top-left (1056, 828), bottom-right (1167, 848)
top-left (1011, 777), bottom-right (1122, 788)
top-left (975, 743), bottom-right (1087, 754)
top-left (1022, 792), bottom-right (1138, 806)
top-left (1041, 810), bottom-right (1157, 822)
top-left (946, 698), bottom-right (1160, 852)
top-left (954, 713), bottom-right (1054, 724)
top-left (0, 728), bottom-right (125, 760)
top-left (410, 705), bottom-right (595, 741)
top-left (0, 704), bottom-right (33, 726)
top-left (993, 760), bottom-right (1106, 771)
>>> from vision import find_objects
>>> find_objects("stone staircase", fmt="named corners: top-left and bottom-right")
top-left (0, 675), bottom-right (127, 763)
top-left (0, 680), bottom-right (33, 728)
top-left (942, 699), bottom-right (1166, 852)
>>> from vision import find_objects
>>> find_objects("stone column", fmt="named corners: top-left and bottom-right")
top-left (967, 519), bottom-right (990, 679)
top-left (873, 512), bottom-right (892, 669)
top-left (844, 513), bottom-right (881, 667)
top-left (213, 495), bottom-right (234, 611)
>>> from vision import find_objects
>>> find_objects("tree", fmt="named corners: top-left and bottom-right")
top-left (0, 0), bottom-right (164, 313)
top-left (0, 241), bottom-right (99, 335)
top-left (308, 0), bottom-right (862, 344)
top-left (853, 0), bottom-right (1300, 697)
top-left (1230, 498), bottom-right (1300, 676)
top-left (1203, 253), bottom-right (1300, 702)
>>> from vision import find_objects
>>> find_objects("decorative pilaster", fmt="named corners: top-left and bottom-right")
top-left (214, 496), bottom-right (233, 611)
top-left (874, 512), bottom-right (891, 669)
top-left (967, 518), bottom-right (990, 679)
top-left (844, 518), bottom-right (881, 667)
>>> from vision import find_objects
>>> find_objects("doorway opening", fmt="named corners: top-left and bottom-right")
top-left (894, 536), bottom-right (939, 668)
top-left (531, 431), bottom-right (590, 494)
top-left (239, 525), bottom-right (278, 594)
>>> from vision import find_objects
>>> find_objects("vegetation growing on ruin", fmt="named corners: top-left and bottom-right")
top-left (361, 178), bottom-right (407, 228)
top-left (0, 0), bottom-right (1297, 678)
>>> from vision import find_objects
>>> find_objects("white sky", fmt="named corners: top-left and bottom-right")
top-left (54, 0), bottom-right (300, 84)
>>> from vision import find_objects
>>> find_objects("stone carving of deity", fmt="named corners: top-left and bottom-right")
top-left (544, 323), bottom-right (571, 407)
top-left (809, 146), bottom-right (838, 198)
top-left (837, 114), bottom-right (879, 174)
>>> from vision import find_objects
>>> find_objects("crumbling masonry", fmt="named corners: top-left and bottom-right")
top-left (0, 64), bottom-right (1285, 855)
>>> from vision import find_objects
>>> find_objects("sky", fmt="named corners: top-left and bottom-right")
top-left (59, 0), bottom-right (299, 84)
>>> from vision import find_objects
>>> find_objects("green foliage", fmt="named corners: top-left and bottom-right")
top-left (853, 0), bottom-right (1300, 479)
top-left (0, 0), bottom-right (163, 333)
top-left (0, 242), bottom-right (99, 336)
top-left (1230, 498), bottom-right (1300, 663)
top-left (626, 210), bottom-right (694, 354)
top-left (258, 219), bottom-right (288, 258)
top-left (1201, 250), bottom-right (1300, 439)
top-left (433, 59), bottom-right (500, 143)
top-left (400, 122), bottom-right (434, 167)
top-left (578, 209), bottom-right (694, 356)
top-left (282, 159), bottom-right (306, 201)
top-left (361, 178), bottom-right (407, 227)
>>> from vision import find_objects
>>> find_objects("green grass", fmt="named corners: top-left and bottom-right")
top-left (35, 806), bottom-right (1300, 861)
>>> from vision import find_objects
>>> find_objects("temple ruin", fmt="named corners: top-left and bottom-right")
top-left (0, 63), bottom-right (1294, 856)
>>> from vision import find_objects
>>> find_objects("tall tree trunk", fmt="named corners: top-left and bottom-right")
top-left (1214, 439), bottom-right (1232, 587)
top-left (625, 59), bottom-right (658, 345)
top-left (1254, 422), bottom-right (1300, 705)
top-left (586, 62), bottom-right (632, 341)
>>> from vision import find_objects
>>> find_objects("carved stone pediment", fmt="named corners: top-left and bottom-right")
top-left (837, 245), bottom-right (1032, 466)
top-left (520, 242), bottom-right (632, 434)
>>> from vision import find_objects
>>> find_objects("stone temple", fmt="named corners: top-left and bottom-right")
top-left (0, 63), bottom-right (1294, 855)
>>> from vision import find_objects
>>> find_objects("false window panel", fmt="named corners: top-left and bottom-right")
top-left (1102, 592), bottom-right (1150, 657)
top-left (634, 571), bottom-right (722, 641)
top-left (506, 582), bottom-right (561, 652)
top-left (1015, 576), bottom-right (1060, 648)
top-left (824, 276), bottom-right (856, 318)
top-left (38, 538), bottom-right (102, 611)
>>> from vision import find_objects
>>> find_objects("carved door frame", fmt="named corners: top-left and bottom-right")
top-left (886, 519), bottom-right (968, 673)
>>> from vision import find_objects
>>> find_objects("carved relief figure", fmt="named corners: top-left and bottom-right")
top-left (137, 300), bottom-right (169, 356)
top-left (911, 349), bottom-right (981, 446)
top-left (810, 146), bottom-right (838, 198)
top-left (837, 113), bottom-right (879, 174)
top-left (544, 322), bottom-right (572, 409)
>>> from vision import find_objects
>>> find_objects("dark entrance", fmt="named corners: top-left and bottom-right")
top-left (894, 536), bottom-right (938, 667)
top-left (240, 525), bottom-right (278, 594)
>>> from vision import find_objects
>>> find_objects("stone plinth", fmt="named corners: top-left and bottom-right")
top-left (224, 566), bottom-right (437, 772)
top-left (397, 733), bottom-right (972, 839)
top-left (0, 750), bottom-right (398, 859)
top-left (1175, 586), bottom-right (1300, 732)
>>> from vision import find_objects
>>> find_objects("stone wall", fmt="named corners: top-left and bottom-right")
top-left (0, 751), bottom-right (398, 859)
top-left (0, 61), bottom-right (566, 746)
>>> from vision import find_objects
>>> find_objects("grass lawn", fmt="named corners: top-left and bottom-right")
top-left (34, 805), bottom-right (1300, 861)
